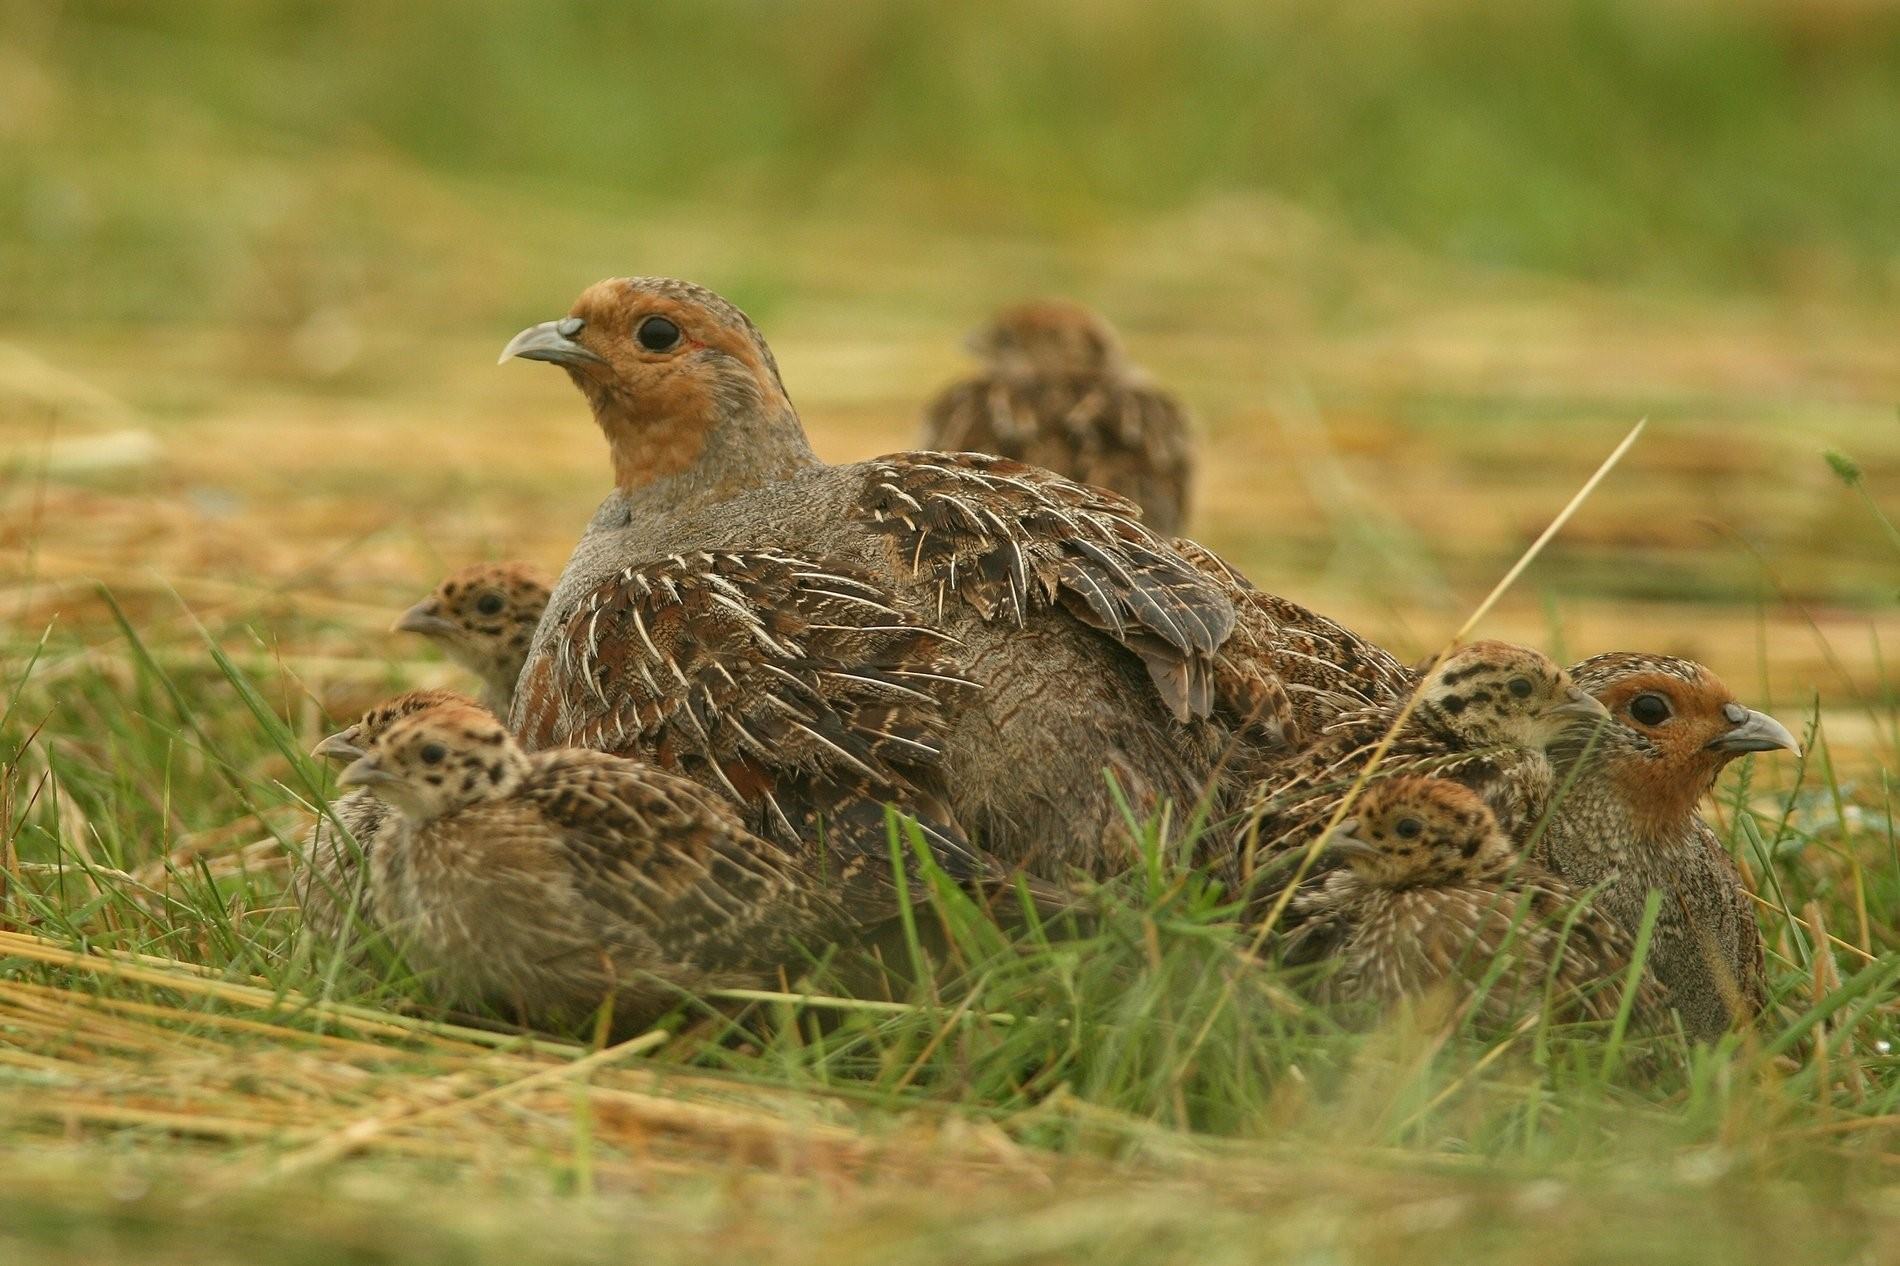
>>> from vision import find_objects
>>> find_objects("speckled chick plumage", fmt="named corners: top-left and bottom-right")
top-left (1240, 640), bottom-right (1610, 892)
top-left (920, 300), bottom-right (1196, 535)
top-left (395, 562), bottom-right (552, 715)
top-left (502, 277), bottom-right (1285, 879)
top-left (1539, 652), bottom-right (1798, 1039)
top-left (296, 688), bottom-right (476, 947)
top-left (1287, 776), bottom-right (1663, 1028)
top-left (339, 700), bottom-right (847, 1030)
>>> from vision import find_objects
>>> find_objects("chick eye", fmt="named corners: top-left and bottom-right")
top-left (475, 592), bottom-right (505, 617)
top-left (1395, 817), bottom-right (1423, 839)
top-left (1629, 693), bottom-right (1672, 726)
top-left (419, 743), bottom-right (447, 766)
top-left (1507, 677), bottom-right (1534, 699)
top-left (635, 315), bottom-right (681, 352)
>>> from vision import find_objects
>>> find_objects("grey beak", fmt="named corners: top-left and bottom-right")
top-left (337, 759), bottom-right (397, 790)
top-left (392, 600), bottom-right (459, 639)
top-left (312, 732), bottom-right (366, 764)
top-left (498, 318), bottom-right (606, 368)
top-left (1551, 687), bottom-right (1614, 723)
top-left (1707, 708), bottom-right (1801, 757)
top-left (1323, 820), bottom-right (1380, 863)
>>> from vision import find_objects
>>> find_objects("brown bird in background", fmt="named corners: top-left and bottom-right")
top-left (1286, 776), bottom-right (1663, 1028)
top-left (1540, 653), bottom-right (1799, 1040)
top-left (920, 300), bottom-right (1196, 535)
top-left (336, 699), bottom-right (848, 1031)
top-left (297, 687), bottom-right (476, 947)
top-left (498, 277), bottom-right (1281, 880)
top-left (393, 561), bottom-right (552, 715)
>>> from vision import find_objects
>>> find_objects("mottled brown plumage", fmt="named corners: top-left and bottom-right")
top-left (394, 562), bottom-right (552, 714)
top-left (296, 688), bottom-right (477, 947)
top-left (1239, 641), bottom-right (1610, 891)
top-left (514, 547), bottom-right (983, 884)
top-left (1171, 537), bottom-right (1412, 753)
top-left (501, 277), bottom-right (1276, 877)
top-left (337, 701), bottom-right (847, 1030)
top-left (1540, 653), bottom-right (1798, 1040)
top-left (920, 300), bottom-right (1195, 535)
top-left (1287, 777), bottom-right (1662, 1028)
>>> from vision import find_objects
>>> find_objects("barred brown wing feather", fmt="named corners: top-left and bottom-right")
top-left (520, 550), bottom-right (982, 878)
top-left (520, 752), bottom-right (838, 973)
top-left (922, 375), bottom-right (1193, 535)
top-left (857, 452), bottom-right (1233, 721)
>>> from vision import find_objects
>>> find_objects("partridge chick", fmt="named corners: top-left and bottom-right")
top-left (297, 688), bottom-right (474, 946)
top-left (1288, 777), bottom-right (1662, 1028)
top-left (1540, 653), bottom-right (1799, 1039)
top-left (393, 562), bottom-right (552, 714)
top-left (919, 300), bottom-right (1196, 535)
top-left (500, 278), bottom-right (1287, 879)
top-left (1242, 640), bottom-right (1609, 886)
top-left (337, 700), bottom-right (846, 1030)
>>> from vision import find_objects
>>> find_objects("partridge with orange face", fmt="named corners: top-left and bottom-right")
top-left (1540, 653), bottom-right (1799, 1039)
top-left (920, 300), bottom-right (1196, 535)
top-left (393, 562), bottom-right (552, 715)
top-left (499, 278), bottom-right (1289, 879)
top-left (1287, 776), bottom-right (1662, 1028)
top-left (337, 700), bottom-right (847, 1030)
top-left (296, 688), bottom-right (475, 946)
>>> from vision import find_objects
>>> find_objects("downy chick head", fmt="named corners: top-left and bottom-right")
top-left (967, 300), bottom-right (1126, 376)
top-left (1414, 641), bottom-right (1609, 751)
top-left (1325, 776), bottom-right (1517, 888)
top-left (337, 701), bottom-right (529, 823)
top-left (1568, 652), bottom-right (1800, 834)
top-left (393, 562), bottom-right (551, 703)
top-left (499, 277), bottom-right (794, 492)
top-left (311, 688), bottom-right (474, 765)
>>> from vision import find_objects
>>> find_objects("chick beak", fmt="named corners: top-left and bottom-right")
top-left (337, 758), bottom-right (398, 790)
top-left (498, 317), bottom-right (607, 368)
top-left (1323, 819), bottom-right (1380, 864)
top-left (392, 600), bottom-right (459, 640)
top-left (1707, 708), bottom-right (1801, 757)
top-left (311, 732), bottom-right (366, 764)
top-left (1551, 687), bottom-right (1613, 724)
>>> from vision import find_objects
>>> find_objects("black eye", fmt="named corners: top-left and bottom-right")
top-left (475, 592), bottom-right (505, 617)
top-left (636, 315), bottom-right (681, 352)
top-left (1507, 677), bottom-right (1534, 699)
top-left (419, 743), bottom-right (447, 765)
top-left (1629, 693), bottom-right (1672, 726)
top-left (1395, 818), bottom-right (1423, 839)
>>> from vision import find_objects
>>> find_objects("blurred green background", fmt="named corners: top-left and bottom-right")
top-left (2, 0), bottom-right (1895, 702)
top-left (8, 0), bottom-right (1900, 324)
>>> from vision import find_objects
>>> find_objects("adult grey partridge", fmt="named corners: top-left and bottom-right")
top-left (336, 699), bottom-right (848, 1031)
top-left (1540, 653), bottom-right (1799, 1040)
top-left (1286, 776), bottom-right (1664, 1029)
top-left (919, 300), bottom-right (1196, 535)
top-left (393, 562), bottom-right (552, 715)
top-left (499, 278), bottom-right (1288, 881)
top-left (297, 687), bottom-right (475, 946)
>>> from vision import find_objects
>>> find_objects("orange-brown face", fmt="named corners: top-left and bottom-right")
top-left (1571, 654), bottom-right (1800, 834)
top-left (500, 277), bottom-right (788, 490)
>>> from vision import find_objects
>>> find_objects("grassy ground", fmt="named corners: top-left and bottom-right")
top-left (4, 2), bottom-right (1900, 1262)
